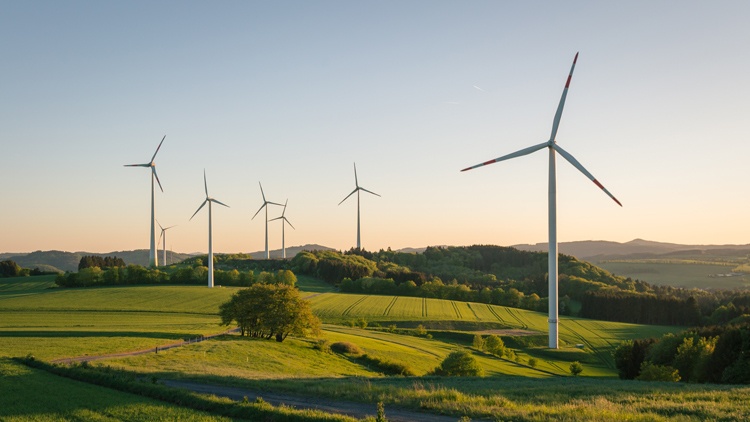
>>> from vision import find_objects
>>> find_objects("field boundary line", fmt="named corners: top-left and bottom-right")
top-left (50, 327), bottom-right (240, 364)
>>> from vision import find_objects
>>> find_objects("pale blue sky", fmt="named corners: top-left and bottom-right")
top-left (2, 1), bottom-right (749, 254)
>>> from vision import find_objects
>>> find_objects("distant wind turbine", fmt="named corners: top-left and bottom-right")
top-left (461, 53), bottom-right (622, 349)
top-left (157, 221), bottom-right (176, 266)
top-left (252, 182), bottom-right (283, 259)
top-left (190, 170), bottom-right (229, 288)
top-left (339, 163), bottom-right (380, 250)
top-left (124, 135), bottom-right (165, 267)
top-left (270, 199), bottom-right (295, 259)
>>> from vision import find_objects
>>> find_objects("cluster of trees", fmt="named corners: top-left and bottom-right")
top-left (292, 250), bottom-right (378, 284)
top-left (0, 260), bottom-right (55, 278)
top-left (56, 261), bottom-right (297, 289)
top-left (218, 284), bottom-right (320, 342)
top-left (78, 255), bottom-right (126, 270)
top-left (614, 320), bottom-right (750, 383)
top-left (580, 291), bottom-right (701, 326)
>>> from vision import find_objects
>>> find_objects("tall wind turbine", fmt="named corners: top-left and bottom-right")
top-left (270, 199), bottom-right (295, 259)
top-left (461, 53), bottom-right (622, 349)
top-left (157, 221), bottom-right (176, 266)
top-left (124, 135), bottom-right (165, 267)
top-left (190, 170), bottom-right (229, 288)
top-left (252, 182), bottom-right (282, 259)
top-left (339, 163), bottom-right (380, 250)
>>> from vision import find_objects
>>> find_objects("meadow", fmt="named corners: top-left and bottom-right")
top-left (3, 275), bottom-right (750, 421)
top-left (596, 260), bottom-right (750, 289)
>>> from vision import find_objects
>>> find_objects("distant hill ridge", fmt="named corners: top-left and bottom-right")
top-left (4, 240), bottom-right (749, 272)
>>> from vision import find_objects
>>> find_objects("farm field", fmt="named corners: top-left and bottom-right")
top-left (596, 261), bottom-right (750, 289)
top-left (3, 276), bottom-right (750, 421)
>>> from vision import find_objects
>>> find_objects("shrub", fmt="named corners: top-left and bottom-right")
top-left (433, 350), bottom-right (484, 377)
top-left (484, 335), bottom-right (506, 357)
top-left (637, 362), bottom-right (681, 382)
top-left (331, 342), bottom-right (364, 355)
top-left (313, 339), bottom-right (332, 354)
top-left (569, 361), bottom-right (583, 377)
top-left (472, 334), bottom-right (485, 351)
top-left (528, 357), bottom-right (538, 368)
top-left (359, 354), bottom-right (417, 376)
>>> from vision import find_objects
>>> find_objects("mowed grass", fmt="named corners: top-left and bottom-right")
top-left (597, 260), bottom-right (750, 289)
top-left (0, 358), bottom-right (230, 422)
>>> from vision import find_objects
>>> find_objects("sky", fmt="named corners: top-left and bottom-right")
top-left (2, 1), bottom-right (749, 254)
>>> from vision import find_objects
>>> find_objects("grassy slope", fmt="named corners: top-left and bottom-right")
top-left (0, 358), bottom-right (230, 421)
top-left (597, 261), bottom-right (750, 289)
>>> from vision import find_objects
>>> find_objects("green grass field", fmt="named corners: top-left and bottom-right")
top-left (596, 260), bottom-right (750, 289)
top-left (4, 275), bottom-right (749, 421)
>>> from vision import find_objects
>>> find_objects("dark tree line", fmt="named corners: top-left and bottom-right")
top-left (78, 255), bottom-right (126, 270)
top-left (580, 291), bottom-right (701, 326)
top-left (614, 321), bottom-right (750, 384)
top-left (0, 260), bottom-right (55, 277)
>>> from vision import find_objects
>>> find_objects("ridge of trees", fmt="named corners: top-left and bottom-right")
top-left (0, 259), bottom-right (58, 278)
top-left (78, 255), bottom-right (126, 270)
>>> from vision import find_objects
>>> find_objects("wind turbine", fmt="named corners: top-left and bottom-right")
top-left (157, 221), bottom-right (176, 266)
top-left (461, 53), bottom-right (621, 349)
top-left (339, 163), bottom-right (380, 250)
top-left (252, 182), bottom-right (282, 259)
top-left (124, 135), bottom-right (165, 267)
top-left (270, 199), bottom-right (295, 259)
top-left (190, 170), bottom-right (229, 288)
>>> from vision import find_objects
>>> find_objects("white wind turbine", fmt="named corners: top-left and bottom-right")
top-left (157, 221), bottom-right (176, 266)
top-left (270, 199), bottom-right (295, 259)
top-left (339, 163), bottom-right (380, 250)
top-left (252, 182), bottom-right (282, 259)
top-left (461, 53), bottom-right (622, 349)
top-left (124, 135), bottom-right (165, 267)
top-left (190, 170), bottom-right (229, 288)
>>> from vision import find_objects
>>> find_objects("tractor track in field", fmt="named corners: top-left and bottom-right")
top-left (341, 296), bottom-right (368, 316)
top-left (161, 379), bottom-right (469, 422)
top-left (421, 297), bottom-right (427, 318)
top-left (466, 303), bottom-right (480, 320)
top-left (485, 304), bottom-right (506, 324)
top-left (383, 296), bottom-right (398, 316)
top-left (506, 308), bottom-right (528, 329)
top-left (450, 301), bottom-right (463, 319)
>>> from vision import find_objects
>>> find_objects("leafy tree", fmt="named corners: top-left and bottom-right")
top-left (484, 335), bottom-right (506, 357)
top-left (0, 260), bottom-right (21, 277)
top-left (219, 284), bottom-right (321, 342)
top-left (528, 357), bottom-right (538, 368)
top-left (472, 334), bottom-right (485, 351)
top-left (433, 350), bottom-right (484, 376)
top-left (569, 361), bottom-right (583, 377)
top-left (614, 338), bottom-right (657, 380)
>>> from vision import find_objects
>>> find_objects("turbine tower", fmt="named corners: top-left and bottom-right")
top-left (339, 163), bottom-right (380, 250)
top-left (157, 221), bottom-right (176, 266)
top-left (461, 53), bottom-right (621, 349)
top-left (270, 199), bottom-right (295, 259)
top-left (124, 135), bottom-right (165, 267)
top-left (190, 170), bottom-right (229, 288)
top-left (252, 182), bottom-right (282, 259)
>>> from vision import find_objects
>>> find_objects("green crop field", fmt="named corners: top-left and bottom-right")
top-left (596, 260), bottom-right (750, 289)
top-left (5, 275), bottom-right (749, 421)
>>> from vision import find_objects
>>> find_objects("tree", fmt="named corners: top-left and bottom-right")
top-left (472, 334), bottom-right (485, 351)
top-left (0, 260), bottom-right (21, 277)
top-left (636, 362), bottom-right (680, 382)
top-left (528, 357), bottom-right (538, 368)
top-left (569, 361), bottom-right (583, 377)
top-left (433, 350), bottom-right (484, 376)
top-left (484, 335), bottom-right (506, 357)
top-left (219, 284), bottom-right (321, 342)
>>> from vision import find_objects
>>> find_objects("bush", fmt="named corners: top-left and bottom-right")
top-left (569, 361), bottom-right (583, 377)
top-left (433, 350), bottom-right (484, 377)
top-left (313, 339), bottom-right (332, 354)
top-left (528, 357), bottom-right (538, 368)
top-left (637, 362), bottom-right (681, 382)
top-left (484, 335), bottom-right (506, 357)
top-left (472, 334), bottom-right (485, 351)
top-left (331, 342), bottom-right (364, 355)
top-left (359, 354), bottom-right (417, 376)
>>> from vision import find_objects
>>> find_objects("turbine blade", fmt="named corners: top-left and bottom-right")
top-left (360, 187), bottom-right (381, 197)
top-left (281, 199), bottom-right (288, 216)
top-left (267, 201), bottom-right (284, 207)
top-left (553, 144), bottom-right (622, 207)
top-left (353, 162), bottom-right (359, 187)
top-left (153, 167), bottom-right (163, 192)
top-left (338, 188), bottom-right (358, 205)
top-left (269, 216), bottom-right (283, 222)
top-left (157, 220), bottom-right (164, 230)
top-left (550, 52), bottom-right (578, 143)
top-left (190, 199), bottom-right (208, 221)
top-left (150, 135), bottom-right (166, 163)
top-left (124, 163), bottom-right (150, 167)
top-left (211, 198), bottom-right (230, 208)
top-left (461, 141), bottom-right (549, 172)
top-left (259, 182), bottom-right (266, 202)
top-left (285, 217), bottom-right (295, 230)
top-left (203, 170), bottom-right (208, 196)
top-left (252, 203), bottom-right (266, 220)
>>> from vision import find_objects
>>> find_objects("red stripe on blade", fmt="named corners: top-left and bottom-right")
top-left (593, 180), bottom-right (604, 189)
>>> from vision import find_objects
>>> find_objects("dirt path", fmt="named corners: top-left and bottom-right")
top-left (50, 328), bottom-right (240, 364)
top-left (162, 379), bottom-right (468, 422)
